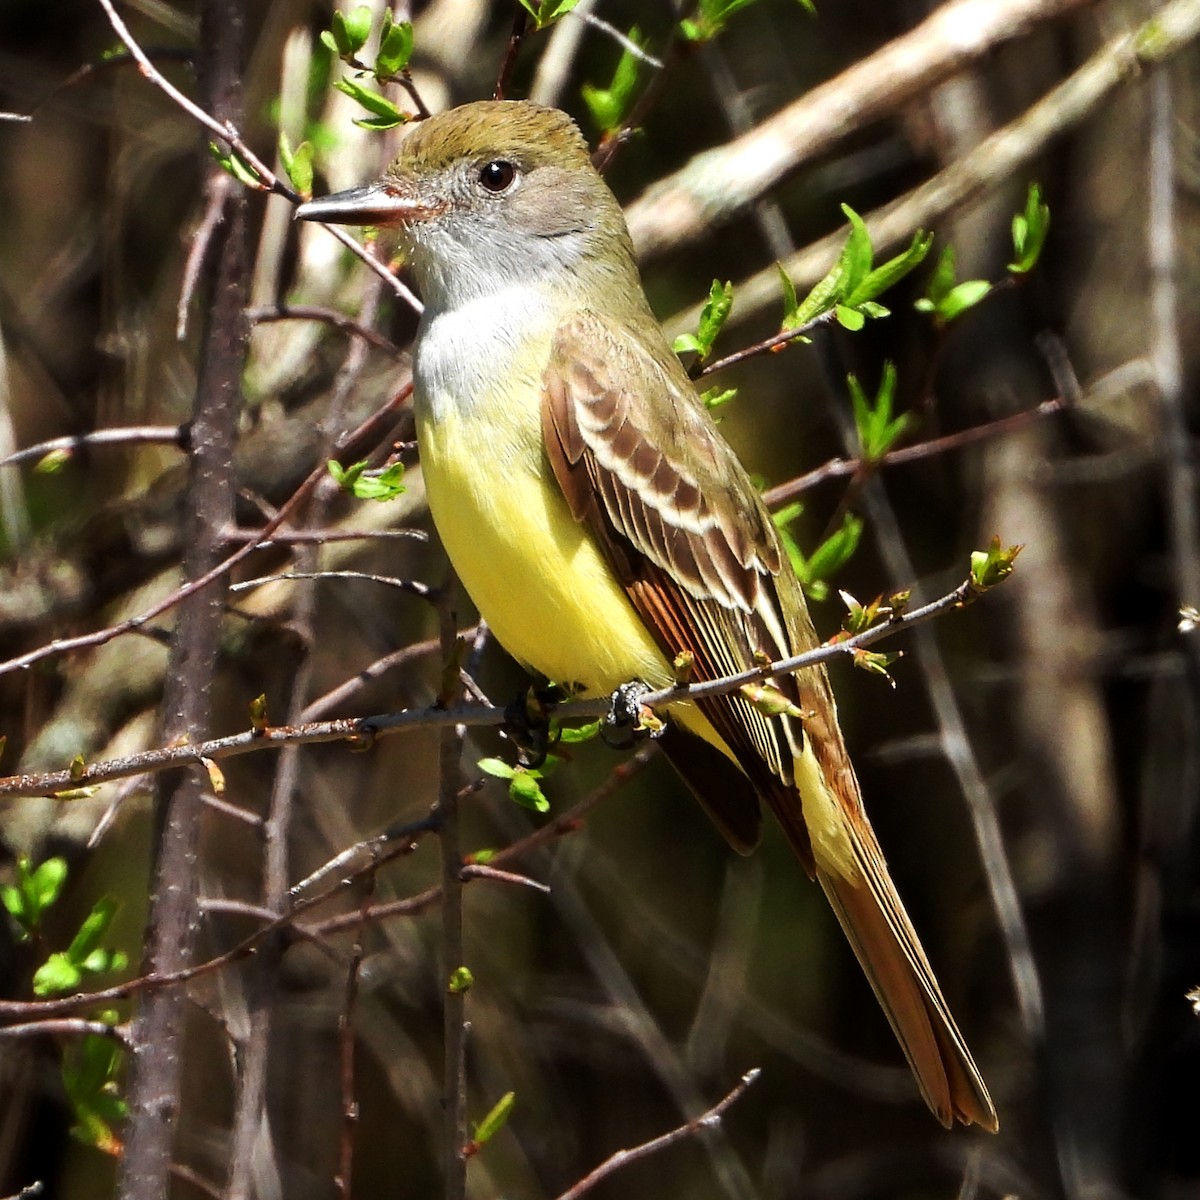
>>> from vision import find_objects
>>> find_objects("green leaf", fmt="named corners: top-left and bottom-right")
top-left (938, 279), bottom-right (991, 321)
top-left (581, 26), bottom-right (645, 134)
top-left (3, 855), bottom-right (69, 937)
top-left (353, 113), bottom-right (409, 132)
top-left (60, 1015), bottom-right (126, 1153)
top-left (278, 131), bottom-right (314, 197)
top-left (846, 229), bottom-right (932, 307)
top-left (788, 229), bottom-right (855, 329)
top-left (852, 646), bottom-right (900, 685)
top-left (673, 279), bottom-right (733, 361)
top-left (319, 29), bottom-right (340, 55)
top-left (969, 537), bottom-right (1022, 590)
top-left (701, 385), bottom-right (738, 410)
top-left (556, 720), bottom-right (601, 744)
top-left (327, 459), bottom-right (405, 501)
top-left (477, 757), bottom-right (516, 781)
top-left (804, 514), bottom-right (863, 598)
top-left (918, 244), bottom-right (957, 310)
top-left (1009, 182), bottom-right (1049, 274)
top-left (834, 304), bottom-right (864, 331)
top-left (66, 896), bottom-right (118, 964)
top-left (473, 1091), bottom-right (516, 1146)
top-left (776, 263), bottom-right (802, 330)
top-left (509, 768), bottom-right (550, 813)
top-left (680, 0), bottom-right (762, 41)
top-left (33, 953), bottom-right (82, 996)
top-left (32, 857), bottom-right (69, 908)
top-left (778, 510), bottom-right (863, 602)
top-left (739, 681), bottom-right (807, 720)
top-left (916, 243), bottom-right (990, 321)
top-left (517, 0), bottom-right (582, 30)
top-left (448, 965), bottom-right (474, 993)
top-left (333, 77), bottom-right (406, 122)
top-left (376, 14), bottom-right (414, 77)
top-left (339, 5), bottom-right (373, 55)
top-left (849, 361), bottom-right (912, 460)
top-left (836, 204), bottom-right (874, 298)
top-left (208, 142), bottom-right (264, 189)
top-left (35, 447), bottom-right (72, 473)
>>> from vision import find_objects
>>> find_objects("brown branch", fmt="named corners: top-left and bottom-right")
top-left (177, 170), bottom-right (235, 339)
top-left (0, 572), bottom-right (1003, 800)
top-left (246, 303), bottom-right (405, 356)
top-left (693, 311), bottom-right (837, 379)
top-left (667, 0), bottom-right (1200, 335)
top-left (493, 7), bottom-right (529, 101)
top-left (334, 883), bottom-right (372, 1200)
top-left (436, 571), bottom-right (469, 1200)
top-left (0, 425), bottom-right (186, 469)
top-left (553, 1069), bottom-right (761, 1200)
top-left (117, 2), bottom-right (249, 1193)
top-left (0, 383), bottom-right (411, 678)
top-left (627, 0), bottom-right (1094, 260)
top-left (761, 396), bottom-right (1067, 505)
top-left (0, 1018), bottom-right (132, 1046)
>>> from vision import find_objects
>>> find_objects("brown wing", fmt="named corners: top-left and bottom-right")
top-left (540, 312), bottom-right (818, 822)
top-left (541, 311), bottom-right (996, 1131)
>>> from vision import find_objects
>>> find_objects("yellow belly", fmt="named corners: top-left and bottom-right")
top-left (417, 397), bottom-right (673, 696)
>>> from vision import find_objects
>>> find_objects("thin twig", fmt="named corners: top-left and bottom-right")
top-left (177, 171), bottom-right (235, 339)
top-left (435, 571), bottom-right (469, 1200)
top-left (334, 881), bottom-right (372, 1200)
top-left (224, 526), bottom-right (426, 546)
top-left (246, 303), bottom-right (405, 356)
top-left (229, 570), bottom-right (433, 600)
top-left (493, 8), bottom-right (529, 101)
top-left (0, 384), bottom-right (411, 678)
top-left (762, 396), bottom-right (1067, 505)
top-left (553, 1070), bottom-right (761, 1200)
top-left (0, 571), bottom-right (1000, 799)
top-left (0, 1018), bottom-right (132, 1046)
top-left (694, 311), bottom-right (837, 379)
top-left (0, 425), bottom-right (185, 469)
top-left (461, 862), bottom-right (552, 895)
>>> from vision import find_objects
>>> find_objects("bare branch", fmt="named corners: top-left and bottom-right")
top-left (0, 569), bottom-right (1007, 799)
top-left (629, 0), bottom-right (1094, 261)
top-left (554, 1069), bottom-right (761, 1200)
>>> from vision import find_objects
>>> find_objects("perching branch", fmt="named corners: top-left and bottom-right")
top-left (0, 565), bottom-right (1011, 799)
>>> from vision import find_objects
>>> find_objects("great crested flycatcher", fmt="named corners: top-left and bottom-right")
top-left (297, 100), bottom-right (997, 1131)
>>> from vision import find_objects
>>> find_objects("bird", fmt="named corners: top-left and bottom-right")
top-left (296, 99), bottom-right (997, 1131)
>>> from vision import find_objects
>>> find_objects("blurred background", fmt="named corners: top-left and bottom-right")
top-left (1, 0), bottom-right (1198, 1197)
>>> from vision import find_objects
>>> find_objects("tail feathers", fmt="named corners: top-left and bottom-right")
top-left (818, 862), bottom-right (998, 1130)
top-left (766, 760), bottom-right (997, 1130)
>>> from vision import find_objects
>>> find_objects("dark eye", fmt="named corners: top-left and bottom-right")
top-left (478, 160), bottom-right (517, 193)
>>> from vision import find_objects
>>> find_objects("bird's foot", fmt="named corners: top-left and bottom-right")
top-left (602, 680), bottom-right (665, 750)
top-left (503, 683), bottom-right (566, 768)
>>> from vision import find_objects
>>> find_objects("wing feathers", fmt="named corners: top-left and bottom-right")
top-left (540, 310), bottom-right (996, 1131)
